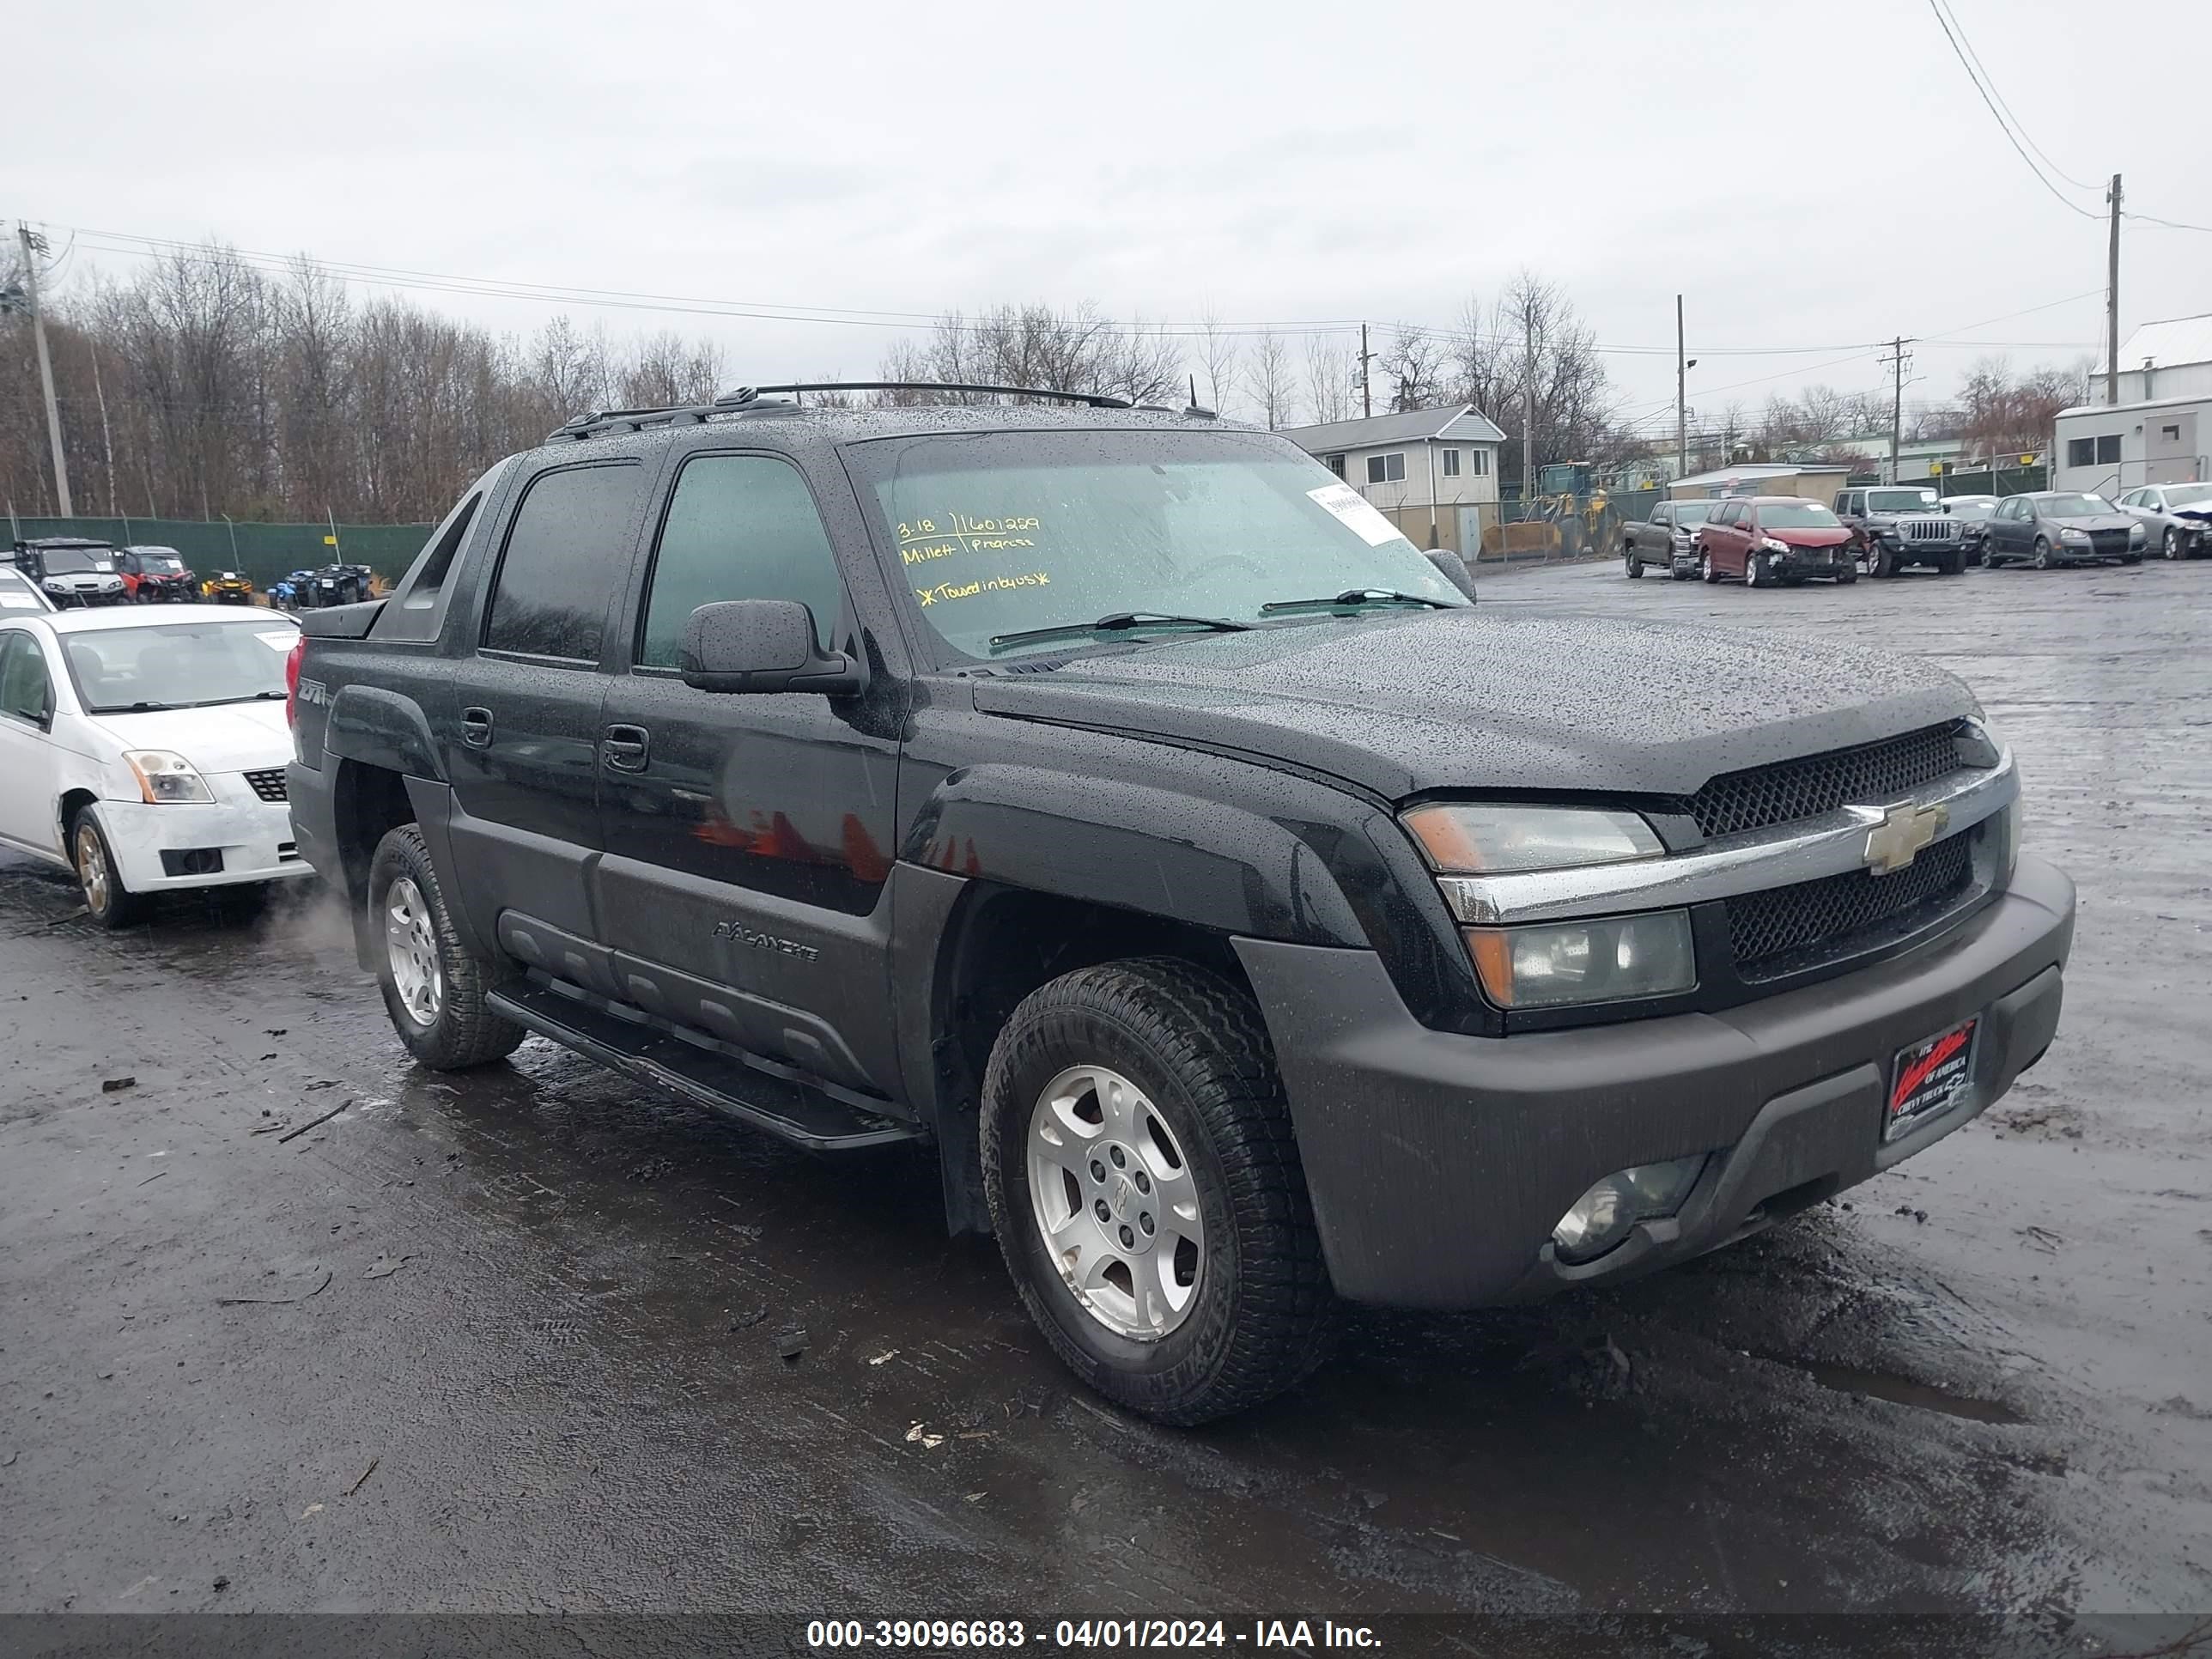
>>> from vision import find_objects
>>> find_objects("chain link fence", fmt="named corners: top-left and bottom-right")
top-left (5, 515), bottom-right (433, 590)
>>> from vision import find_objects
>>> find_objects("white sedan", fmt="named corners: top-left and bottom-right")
top-left (0, 605), bottom-right (311, 926)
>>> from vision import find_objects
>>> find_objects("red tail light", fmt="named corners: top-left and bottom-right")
top-left (284, 634), bottom-right (306, 726)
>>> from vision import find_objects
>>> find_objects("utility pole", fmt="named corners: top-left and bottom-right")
top-left (2106, 173), bottom-right (2123, 406)
top-left (1358, 323), bottom-right (1372, 419)
top-left (15, 224), bottom-right (73, 518)
top-left (1522, 304), bottom-right (1536, 500)
top-left (1880, 337), bottom-right (1913, 484)
top-left (1675, 295), bottom-right (1687, 480)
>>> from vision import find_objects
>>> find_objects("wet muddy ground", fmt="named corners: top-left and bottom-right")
top-left (2, 558), bottom-right (2208, 1640)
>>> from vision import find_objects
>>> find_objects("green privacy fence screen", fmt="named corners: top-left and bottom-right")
top-left (5, 517), bottom-right (434, 590)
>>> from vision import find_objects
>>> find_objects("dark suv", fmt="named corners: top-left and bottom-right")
top-left (286, 386), bottom-right (2075, 1423)
top-left (1832, 486), bottom-right (1967, 577)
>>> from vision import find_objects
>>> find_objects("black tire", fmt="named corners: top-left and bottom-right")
top-left (1837, 565), bottom-right (1858, 585)
top-left (1939, 545), bottom-right (1965, 575)
top-left (980, 958), bottom-right (1333, 1425)
top-left (1624, 547), bottom-right (1644, 579)
top-left (71, 808), bottom-right (147, 931)
top-left (367, 823), bottom-right (525, 1070)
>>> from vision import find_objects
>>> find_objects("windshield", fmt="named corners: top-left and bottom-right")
top-left (0, 570), bottom-right (47, 610)
top-left (136, 552), bottom-right (185, 573)
top-left (2039, 494), bottom-right (2115, 519)
top-left (1867, 489), bottom-right (1939, 512)
top-left (35, 546), bottom-right (112, 575)
top-left (848, 429), bottom-right (1468, 658)
top-left (61, 618), bottom-right (298, 713)
top-left (1668, 502), bottom-right (1711, 524)
top-left (2165, 484), bottom-right (2212, 508)
top-left (1759, 503), bottom-right (1842, 529)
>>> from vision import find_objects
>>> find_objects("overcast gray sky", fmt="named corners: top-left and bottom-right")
top-left (17, 0), bottom-right (2210, 434)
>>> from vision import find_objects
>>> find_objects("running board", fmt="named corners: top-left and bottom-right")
top-left (486, 979), bottom-right (921, 1152)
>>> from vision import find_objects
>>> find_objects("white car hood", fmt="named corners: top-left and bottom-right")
top-left (86, 701), bottom-right (293, 773)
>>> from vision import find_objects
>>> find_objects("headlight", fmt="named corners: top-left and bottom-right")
top-left (1759, 536), bottom-right (1790, 554)
top-left (2129, 525), bottom-right (2146, 544)
top-left (1402, 805), bottom-right (1663, 875)
top-left (2060, 527), bottom-right (2089, 544)
top-left (1465, 911), bottom-right (1697, 1008)
top-left (123, 750), bottom-right (214, 804)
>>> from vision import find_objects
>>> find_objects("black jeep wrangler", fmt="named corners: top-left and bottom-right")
top-left (285, 386), bottom-right (2075, 1423)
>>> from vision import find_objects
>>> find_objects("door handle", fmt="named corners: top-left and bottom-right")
top-left (602, 723), bottom-right (651, 772)
top-left (459, 706), bottom-right (494, 748)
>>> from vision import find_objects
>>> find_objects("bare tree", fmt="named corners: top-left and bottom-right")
top-left (1303, 335), bottom-right (1356, 424)
top-left (1379, 325), bottom-right (1448, 412)
top-left (1446, 274), bottom-right (1618, 493)
top-left (1194, 307), bottom-right (1240, 418)
top-left (1243, 330), bottom-right (1296, 429)
top-left (876, 303), bottom-right (1182, 407)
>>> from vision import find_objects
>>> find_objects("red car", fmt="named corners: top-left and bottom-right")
top-left (1693, 496), bottom-right (1857, 587)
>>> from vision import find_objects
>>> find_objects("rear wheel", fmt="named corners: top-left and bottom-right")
top-left (73, 810), bottom-right (147, 931)
top-left (368, 824), bottom-right (525, 1070)
top-left (1699, 549), bottom-right (1718, 584)
top-left (981, 958), bottom-right (1334, 1425)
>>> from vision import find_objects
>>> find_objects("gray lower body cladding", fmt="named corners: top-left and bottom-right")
top-left (1236, 853), bottom-right (2074, 1309)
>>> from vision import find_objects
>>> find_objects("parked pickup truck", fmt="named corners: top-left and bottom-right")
top-left (285, 386), bottom-right (2075, 1424)
top-left (1832, 486), bottom-right (1967, 577)
top-left (1622, 499), bottom-right (1711, 580)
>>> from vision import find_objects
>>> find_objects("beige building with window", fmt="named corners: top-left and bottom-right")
top-left (1279, 404), bottom-right (1505, 553)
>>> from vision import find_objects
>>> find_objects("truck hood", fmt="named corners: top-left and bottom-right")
top-left (968, 609), bottom-right (1976, 799)
top-left (84, 700), bottom-right (293, 773)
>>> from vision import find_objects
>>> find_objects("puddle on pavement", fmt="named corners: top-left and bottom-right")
top-left (1792, 1357), bottom-right (2025, 1425)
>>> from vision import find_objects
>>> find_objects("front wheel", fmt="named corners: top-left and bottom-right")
top-left (1624, 547), bottom-right (1644, 580)
top-left (74, 810), bottom-right (147, 930)
top-left (367, 824), bottom-right (525, 1070)
top-left (2164, 527), bottom-right (2184, 560)
top-left (981, 959), bottom-right (1333, 1425)
top-left (1745, 550), bottom-right (1766, 588)
top-left (2033, 538), bottom-right (2054, 571)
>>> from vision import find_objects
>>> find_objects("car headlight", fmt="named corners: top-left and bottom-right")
top-left (1403, 805), bottom-right (1663, 874)
top-left (1463, 912), bottom-right (1697, 1008)
top-left (2060, 527), bottom-right (2089, 544)
top-left (123, 750), bottom-right (214, 804)
top-left (2129, 525), bottom-right (2146, 544)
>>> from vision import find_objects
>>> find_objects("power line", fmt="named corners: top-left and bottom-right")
top-left (1926, 0), bottom-right (2099, 221)
top-left (1932, 0), bottom-right (2101, 195)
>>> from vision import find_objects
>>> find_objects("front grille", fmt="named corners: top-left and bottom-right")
top-left (1682, 723), bottom-right (1965, 840)
top-left (1728, 831), bottom-right (1976, 980)
top-left (1901, 519), bottom-right (1957, 542)
top-left (243, 768), bottom-right (288, 803)
top-left (2089, 529), bottom-right (2130, 556)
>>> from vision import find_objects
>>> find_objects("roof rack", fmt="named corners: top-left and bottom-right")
top-left (548, 380), bottom-right (1135, 442)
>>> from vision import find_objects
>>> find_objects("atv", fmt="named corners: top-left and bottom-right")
top-left (270, 569), bottom-right (316, 611)
top-left (307, 562), bottom-right (374, 608)
top-left (116, 546), bottom-right (199, 603)
top-left (202, 569), bottom-right (258, 605)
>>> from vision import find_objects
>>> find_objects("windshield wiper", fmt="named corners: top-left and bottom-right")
top-left (987, 611), bottom-right (1252, 655)
top-left (1258, 587), bottom-right (1458, 616)
top-left (92, 701), bottom-right (177, 713)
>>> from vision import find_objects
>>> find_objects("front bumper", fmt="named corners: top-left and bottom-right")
top-left (95, 781), bottom-right (311, 892)
top-left (1236, 854), bottom-right (2074, 1309)
top-left (1766, 544), bottom-right (1848, 574)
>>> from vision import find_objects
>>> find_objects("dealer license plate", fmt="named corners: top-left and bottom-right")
top-left (1887, 1017), bottom-right (1978, 1141)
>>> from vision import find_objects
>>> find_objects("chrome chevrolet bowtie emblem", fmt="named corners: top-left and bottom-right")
top-left (1863, 802), bottom-right (1948, 876)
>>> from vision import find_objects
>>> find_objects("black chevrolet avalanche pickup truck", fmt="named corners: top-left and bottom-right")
top-left (285, 388), bottom-right (2075, 1424)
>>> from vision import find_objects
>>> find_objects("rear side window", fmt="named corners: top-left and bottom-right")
top-left (637, 455), bottom-right (845, 669)
top-left (483, 461), bottom-right (646, 663)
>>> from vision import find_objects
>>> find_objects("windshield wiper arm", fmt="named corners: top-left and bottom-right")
top-left (94, 701), bottom-right (177, 713)
top-left (1258, 587), bottom-right (1458, 616)
top-left (987, 611), bottom-right (1252, 655)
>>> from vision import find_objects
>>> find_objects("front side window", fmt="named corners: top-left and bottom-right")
top-left (1365, 453), bottom-right (1406, 484)
top-left (639, 455), bottom-right (845, 669)
top-left (58, 617), bottom-right (296, 714)
top-left (1440, 449), bottom-right (1462, 477)
top-left (0, 632), bottom-right (52, 724)
top-left (846, 428), bottom-right (1464, 659)
top-left (483, 462), bottom-right (646, 663)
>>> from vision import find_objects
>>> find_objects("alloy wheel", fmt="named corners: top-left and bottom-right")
top-left (1025, 1064), bottom-right (1206, 1342)
top-left (384, 876), bottom-right (444, 1027)
top-left (76, 823), bottom-right (110, 916)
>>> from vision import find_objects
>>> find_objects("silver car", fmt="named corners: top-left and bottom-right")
top-left (2113, 483), bottom-right (2212, 560)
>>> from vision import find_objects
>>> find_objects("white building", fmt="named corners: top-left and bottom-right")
top-left (2051, 394), bottom-right (2209, 496)
top-left (1279, 404), bottom-right (1505, 553)
top-left (2112, 313), bottom-right (2212, 404)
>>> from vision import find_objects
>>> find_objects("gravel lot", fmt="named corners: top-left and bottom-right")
top-left (3, 557), bottom-right (2208, 1644)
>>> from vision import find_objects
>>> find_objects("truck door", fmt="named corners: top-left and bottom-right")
top-left (440, 457), bottom-right (653, 963)
top-left (593, 450), bottom-right (903, 1099)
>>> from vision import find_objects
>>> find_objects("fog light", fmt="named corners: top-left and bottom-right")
top-left (1551, 1154), bottom-right (1709, 1265)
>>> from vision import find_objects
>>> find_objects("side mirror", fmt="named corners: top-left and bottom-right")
top-left (679, 599), bottom-right (866, 696)
top-left (1425, 549), bottom-right (1478, 602)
